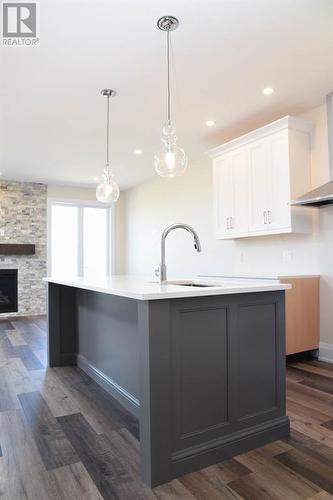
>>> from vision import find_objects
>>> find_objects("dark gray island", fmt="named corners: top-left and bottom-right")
top-left (45, 275), bottom-right (290, 487)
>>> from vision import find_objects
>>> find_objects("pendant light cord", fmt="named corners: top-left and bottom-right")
top-left (106, 94), bottom-right (110, 168)
top-left (167, 29), bottom-right (171, 123)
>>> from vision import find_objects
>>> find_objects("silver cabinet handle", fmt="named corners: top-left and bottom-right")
top-left (263, 211), bottom-right (267, 224)
top-left (226, 217), bottom-right (233, 230)
top-left (267, 210), bottom-right (272, 224)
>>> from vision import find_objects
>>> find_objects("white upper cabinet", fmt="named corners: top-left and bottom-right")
top-left (208, 116), bottom-right (312, 239)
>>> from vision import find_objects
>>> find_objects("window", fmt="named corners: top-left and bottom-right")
top-left (49, 201), bottom-right (112, 278)
top-left (51, 204), bottom-right (78, 277)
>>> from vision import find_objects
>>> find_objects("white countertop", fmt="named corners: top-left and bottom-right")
top-left (44, 275), bottom-right (291, 301)
top-left (199, 274), bottom-right (320, 279)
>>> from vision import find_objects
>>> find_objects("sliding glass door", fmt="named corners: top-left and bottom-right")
top-left (49, 201), bottom-right (112, 278)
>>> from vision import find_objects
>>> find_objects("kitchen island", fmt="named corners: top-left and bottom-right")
top-left (45, 275), bottom-right (291, 487)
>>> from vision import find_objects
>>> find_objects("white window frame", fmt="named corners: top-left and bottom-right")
top-left (47, 198), bottom-right (115, 277)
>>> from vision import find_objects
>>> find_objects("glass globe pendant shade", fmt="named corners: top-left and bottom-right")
top-left (96, 179), bottom-right (119, 203)
top-left (96, 168), bottom-right (119, 203)
top-left (154, 145), bottom-right (187, 178)
top-left (154, 121), bottom-right (188, 178)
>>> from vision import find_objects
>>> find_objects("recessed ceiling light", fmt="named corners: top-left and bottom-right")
top-left (262, 87), bottom-right (275, 95)
top-left (205, 120), bottom-right (215, 127)
top-left (93, 176), bottom-right (98, 181)
top-left (134, 149), bottom-right (143, 155)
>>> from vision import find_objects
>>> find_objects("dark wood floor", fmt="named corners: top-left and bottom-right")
top-left (0, 317), bottom-right (332, 499)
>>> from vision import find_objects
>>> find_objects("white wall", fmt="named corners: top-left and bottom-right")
top-left (47, 184), bottom-right (98, 201)
top-left (123, 104), bottom-right (333, 348)
top-left (319, 207), bottom-right (333, 345)
top-left (300, 105), bottom-right (333, 348)
top-left (124, 156), bottom-right (231, 278)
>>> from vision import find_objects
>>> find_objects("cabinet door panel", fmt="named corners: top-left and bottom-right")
top-left (213, 150), bottom-right (249, 238)
top-left (231, 148), bottom-right (249, 235)
top-left (171, 305), bottom-right (230, 450)
top-left (270, 131), bottom-right (291, 229)
top-left (213, 156), bottom-right (233, 238)
top-left (248, 139), bottom-right (272, 232)
top-left (236, 302), bottom-right (279, 421)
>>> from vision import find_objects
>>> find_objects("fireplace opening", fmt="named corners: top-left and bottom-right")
top-left (0, 269), bottom-right (18, 313)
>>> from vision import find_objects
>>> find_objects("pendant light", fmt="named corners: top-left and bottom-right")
top-left (154, 16), bottom-right (187, 178)
top-left (96, 89), bottom-right (120, 203)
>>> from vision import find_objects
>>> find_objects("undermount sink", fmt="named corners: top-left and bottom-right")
top-left (179, 283), bottom-right (212, 288)
top-left (148, 280), bottom-right (222, 287)
top-left (166, 280), bottom-right (219, 288)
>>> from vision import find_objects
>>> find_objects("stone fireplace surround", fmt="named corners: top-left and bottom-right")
top-left (0, 181), bottom-right (47, 316)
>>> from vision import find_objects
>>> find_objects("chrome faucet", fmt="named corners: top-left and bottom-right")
top-left (155, 223), bottom-right (202, 283)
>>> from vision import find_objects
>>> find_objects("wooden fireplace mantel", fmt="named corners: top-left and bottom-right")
top-left (0, 244), bottom-right (35, 255)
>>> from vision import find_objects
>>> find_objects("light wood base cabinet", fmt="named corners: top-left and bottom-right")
top-left (279, 276), bottom-right (320, 355)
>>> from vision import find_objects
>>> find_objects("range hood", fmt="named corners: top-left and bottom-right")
top-left (290, 93), bottom-right (333, 207)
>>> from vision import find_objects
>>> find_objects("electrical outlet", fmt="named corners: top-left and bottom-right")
top-left (283, 250), bottom-right (293, 263)
top-left (0, 229), bottom-right (4, 237)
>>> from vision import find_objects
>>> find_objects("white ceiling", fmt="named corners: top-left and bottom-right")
top-left (1, 0), bottom-right (333, 190)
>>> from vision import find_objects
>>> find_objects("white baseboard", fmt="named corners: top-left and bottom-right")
top-left (319, 342), bottom-right (333, 364)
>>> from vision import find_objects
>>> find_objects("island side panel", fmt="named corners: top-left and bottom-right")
top-left (138, 299), bottom-right (173, 487)
top-left (76, 288), bottom-right (140, 415)
top-left (47, 282), bottom-right (77, 367)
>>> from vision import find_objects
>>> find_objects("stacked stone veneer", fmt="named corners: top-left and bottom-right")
top-left (0, 181), bottom-right (47, 316)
